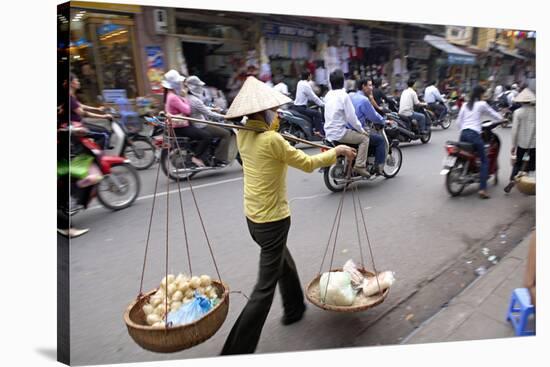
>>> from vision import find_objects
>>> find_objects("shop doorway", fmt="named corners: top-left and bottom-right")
top-left (182, 42), bottom-right (207, 76)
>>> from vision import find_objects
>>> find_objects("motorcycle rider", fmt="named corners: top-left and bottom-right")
top-left (272, 74), bottom-right (290, 96)
top-left (324, 69), bottom-right (371, 178)
top-left (69, 73), bottom-right (113, 150)
top-left (424, 80), bottom-right (447, 121)
top-left (162, 70), bottom-right (208, 168)
top-left (399, 78), bottom-right (428, 134)
top-left (456, 85), bottom-right (503, 199)
top-left (372, 78), bottom-right (388, 111)
top-left (294, 70), bottom-right (325, 136)
top-left (350, 79), bottom-right (390, 175)
top-left (186, 75), bottom-right (232, 166)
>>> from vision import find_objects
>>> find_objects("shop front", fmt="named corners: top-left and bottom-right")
top-left (69, 2), bottom-right (144, 105)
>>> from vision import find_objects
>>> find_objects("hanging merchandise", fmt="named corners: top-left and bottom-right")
top-left (338, 25), bottom-right (355, 46)
top-left (356, 28), bottom-right (370, 48)
top-left (124, 123), bottom-right (230, 353)
top-left (305, 163), bottom-right (393, 312)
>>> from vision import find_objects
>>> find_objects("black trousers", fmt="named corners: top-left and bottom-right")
top-left (293, 105), bottom-right (325, 135)
top-left (221, 216), bottom-right (305, 355)
top-left (174, 125), bottom-right (211, 160)
top-left (510, 147), bottom-right (536, 180)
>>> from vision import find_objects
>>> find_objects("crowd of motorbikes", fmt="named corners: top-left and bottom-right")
top-left (62, 84), bottom-right (511, 220)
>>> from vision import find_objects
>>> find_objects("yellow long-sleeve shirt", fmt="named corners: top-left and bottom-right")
top-left (237, 119), bottom-right (337, 223)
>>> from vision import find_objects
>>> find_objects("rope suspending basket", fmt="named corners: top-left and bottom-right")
top-left (306, 162), bottom-right (392, 312)
top-left (124, 118), bottom-right (229, 353)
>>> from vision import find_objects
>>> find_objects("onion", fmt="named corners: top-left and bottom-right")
top-left (184, 289), bottom-right (194, 299)
top-left (167, 283), bottom-right (177, 296)
top-left (154, 303), bottom-right (167, 316)
top-left (142, 304), bottom-right (154, 316)
top-left (172, 290), bottom-right (183, 302)
top-left (152, 322), bottom-right (165, 329)
top-left (189, 276), bottom-right (201, 289)
top-left (161, 274), bottom-right (176, 288)
top-left (147, 314), bottom-right (161, 325)
top-left (154, 289), bottom-right (165, 299)
top-left (199, 275), bottom-right (212, 287)
top-left (150, 296), bottom-right (162, 307)
top-left (171, 301), bottom-right (182, 311)
top-left (208, 290), bottom-right (218, 299)
top-left (178, 281), bottom-right (189, 293)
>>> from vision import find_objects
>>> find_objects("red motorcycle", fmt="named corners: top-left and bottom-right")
top-left (440, 120), bottom-right (505, 196)
top-left (58, 125), bottom-right (141, 215)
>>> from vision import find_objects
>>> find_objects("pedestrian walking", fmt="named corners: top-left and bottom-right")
top-left (220, 76), bottom-right (356, 355)
top-left (504, 88), bottom-right (536, 193)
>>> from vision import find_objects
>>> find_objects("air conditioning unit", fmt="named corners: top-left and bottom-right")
top-left (154, 9), bottom-right (167, 34)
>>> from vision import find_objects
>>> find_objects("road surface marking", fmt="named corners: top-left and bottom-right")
top-left (88, 176), bottom-right (243, 210)
top-left (289, 192), bottom-right (331, 204)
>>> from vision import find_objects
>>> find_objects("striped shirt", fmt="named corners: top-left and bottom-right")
top-left (512, 105), bottom-right (536, 149)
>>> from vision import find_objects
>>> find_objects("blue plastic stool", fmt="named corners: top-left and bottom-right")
top-left (506, 288), bottom-right (535, 336)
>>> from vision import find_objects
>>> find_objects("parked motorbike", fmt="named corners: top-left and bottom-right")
top-left (440, 120), bottom-right (505, 196)
top-left (158, 115), bottom-right (242, 181)
top-left (320, 121), bottom-right (403, 192)
top-left (59, 125), bottom-right (141, 215)
top-left (278, 104), bottom-right (324, 145)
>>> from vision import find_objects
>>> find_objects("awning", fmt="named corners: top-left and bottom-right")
top-left (424, 35), bottom-right (476, 65)
top-left (495, 45), bottom-right (526, 60)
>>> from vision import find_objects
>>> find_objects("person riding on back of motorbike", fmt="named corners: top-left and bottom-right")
top-left (424, 80), bottom-right (447, 121)
top-left (324, 69), bottom-right (371, 178)
top-left (372, 78), bottom-right (388, 113)
top-left (399, 78), bottom-right (428, 134)
top-left (185, 75), bottom-right (232, 166)
top-left (456, 85), bottom-right (503, 199)
top-left (293, 70), bottom-right (325, 136)
top-left (162, 69), bottom-right (208, 168)
top-left (349, 79), bottom-right (390, 175)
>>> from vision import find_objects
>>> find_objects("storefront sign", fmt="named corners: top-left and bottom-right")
top-left (145, 46), bottom-right (165, 95)
top-left (408, 42), bottom-right (431, 60)
top-left (102, 89), bottom-right (127, 103)
top-left (262, 23), bottom-right (315, 39)
top-left (448, 54), bottom-right (475, 65)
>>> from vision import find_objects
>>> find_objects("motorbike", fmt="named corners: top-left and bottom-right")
top-left (440, 120), bottom-right (505, 196)
top-left (278, 104), bottom-right (324, 146)
top-left (488, 100), bottom-right (513, 128)
top-left (58, 125), bottom-right (141, 215)
top-left (157, 115), bottom-right (242, 181)
top-left (423, 100), bottom-right (452, 129)
top-left (320, 120), bottom-right (403, 192)
top-left (104, 108), bottom-right (157, 170)
top-left (385, 110), bottom-right (432, 144)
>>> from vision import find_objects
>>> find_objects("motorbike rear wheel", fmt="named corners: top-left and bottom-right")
top-left (97, 163), bottom-right (141, 210)
top-left (440, 114), bottom-right (452, 129)
top-left (279, 122), bottom-right (305, 147)
top-left (323, 163), bottom-right (347, 192)
top-left (445, 160), bottom-right (467, 196)
top-left (160, 148), bottom-right (198, 181)
top-left (420, 128), bottom-right (432, 144)
top-left (125, 137), bottom-right (156, 170)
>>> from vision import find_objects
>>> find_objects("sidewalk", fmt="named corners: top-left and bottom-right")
top-left (402, 231), bottom-right (535, 344)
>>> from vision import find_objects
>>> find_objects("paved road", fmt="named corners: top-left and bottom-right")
top-left (69, 121), bottom-right (535, 365)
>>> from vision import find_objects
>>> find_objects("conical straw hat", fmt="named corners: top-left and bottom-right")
top-left (225, 76), bottom-right (292, 119)
top-left (514, 88), bottom-right (536, 103)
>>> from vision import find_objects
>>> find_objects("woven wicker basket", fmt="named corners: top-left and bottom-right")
top-left (306, 268), bottom-right (389, 312)
top-left (516, 175), bottom-right (536, 196)
top-left (124, 280), bottom-right (229, 353)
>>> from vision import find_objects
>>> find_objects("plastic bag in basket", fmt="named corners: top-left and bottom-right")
top-left (319, 272), bottom-right (356, 306)
top-left (361, 271), bottom-right (396, 297)
top-left (166, 292), bottom-right (212, 326)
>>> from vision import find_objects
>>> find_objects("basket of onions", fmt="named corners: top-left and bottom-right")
top-left (124, 273), bottom-right (229, 353)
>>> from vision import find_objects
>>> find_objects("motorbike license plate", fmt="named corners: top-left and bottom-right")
top-left (440, 156), bottom-right (457, 175)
